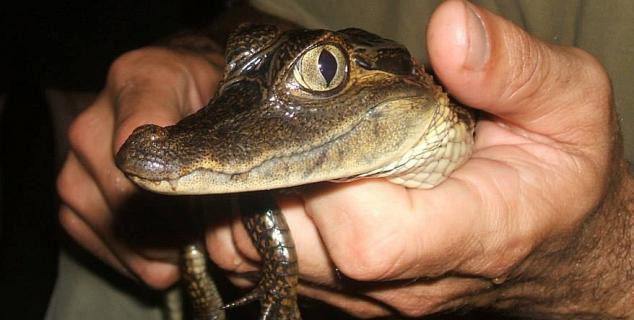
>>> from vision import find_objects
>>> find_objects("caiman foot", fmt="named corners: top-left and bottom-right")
top-left (224, 191), bottom-right (301, 320)
top-left (181, 243), bottom-right (226, 320)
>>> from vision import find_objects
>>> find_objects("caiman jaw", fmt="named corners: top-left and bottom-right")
top-left (117, 95), bottom-right (443, 195)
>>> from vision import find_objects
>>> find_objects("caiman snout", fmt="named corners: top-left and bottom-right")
top-left (115, 124), bottom-right (183, 181)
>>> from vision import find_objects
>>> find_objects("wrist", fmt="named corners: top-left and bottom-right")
top-left (492, 162), bottom-right (634, 319)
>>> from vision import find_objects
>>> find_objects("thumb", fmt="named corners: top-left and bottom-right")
top-left (427, 0), bottom-right (613, 151)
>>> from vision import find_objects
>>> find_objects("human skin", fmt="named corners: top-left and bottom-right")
top-left (57, 0), bottom-right (633, 318)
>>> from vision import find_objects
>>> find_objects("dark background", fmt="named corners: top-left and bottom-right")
top-left (0, 1), bottom-right (506, 319)
top-left (0, 1), bottom-right (226, 318)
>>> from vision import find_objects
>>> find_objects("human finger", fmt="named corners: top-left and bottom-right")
top-left (57, 151), bottom-right (180, 288)
top-left (428, 0), bottom-right (613, 154)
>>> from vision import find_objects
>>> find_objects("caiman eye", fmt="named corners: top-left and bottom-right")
top-left (293, 44), bottom-right (347, 92)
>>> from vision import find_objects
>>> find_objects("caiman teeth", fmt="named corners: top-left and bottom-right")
top-left (167, 179), bottom-right (179, 191)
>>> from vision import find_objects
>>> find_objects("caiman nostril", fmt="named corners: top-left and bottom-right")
top-left (115, 124), bottom-right (177, 180)
top-left (131, 124), bottom-right (167, 140)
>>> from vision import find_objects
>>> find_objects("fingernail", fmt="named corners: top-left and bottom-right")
top-left (464, 2), bottom-right (489, 70)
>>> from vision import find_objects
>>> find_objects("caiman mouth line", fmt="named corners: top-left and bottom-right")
top-left (128, 94), bottom-right (430, 192)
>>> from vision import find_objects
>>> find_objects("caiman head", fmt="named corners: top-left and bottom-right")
top-left (115, 24), bottom-right (468, 194)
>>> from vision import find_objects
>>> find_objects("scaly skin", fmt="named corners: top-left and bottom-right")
top-left (181, 243), bottom-right (226, 319)
top-left (222, 192), bottom-right (300, 319)
top-left (116, 24), bottom-right (474, 319)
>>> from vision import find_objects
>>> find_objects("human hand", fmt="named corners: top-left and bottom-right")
top-left (208, 0), bottom-right (632, 318)
top-left (56, 45), bottom-right (224, 289)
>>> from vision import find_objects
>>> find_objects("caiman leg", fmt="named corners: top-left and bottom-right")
top-left (223, 191), bottom-right (301, 320)
top-left (181, 243), bottom-right (226, 320)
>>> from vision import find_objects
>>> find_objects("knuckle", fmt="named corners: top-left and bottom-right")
top-left (107, 47), bottom-right (186, 89)
top-left (58, 206), bottom-right (79, 234)
top-left (210, 252), bottom-right (241, 272)
top-left (131, 260), bottom-right (179, 290)
top-left (139, 274), bottom-right (176, 290)
top-left (108, 48), bottom-right (161, 82)
top-left (227, 274), bottom-right (256, 289)
top-left (231, 223), bottom-right (261, 262)
top-left (55, 158), bottom-right (91, 213)
top-left (106, 51), bottom-right (136, 87)
top-left (483, 252), bottom-right (527, 279)
top-left (206, 225), bottom-right (259, 274)
top-left (67, 114), bottom-right (85, 152)
top-left (56, 165), bottom-right (74, 205)
top-left (332, 239), bottom-right (400, 282)
top-left (67, 108), bottom-right (97, 156)
top-left (208, 246), bottom-right (254, 275)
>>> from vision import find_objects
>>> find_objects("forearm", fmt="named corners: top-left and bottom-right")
top-left (493, 160), bottom-right (634, 319)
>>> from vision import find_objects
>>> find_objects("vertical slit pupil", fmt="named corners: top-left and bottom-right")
top-left (318, 49), bottom-right (337, 86)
